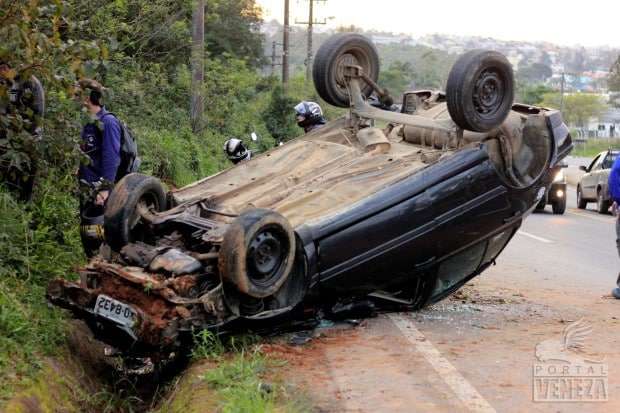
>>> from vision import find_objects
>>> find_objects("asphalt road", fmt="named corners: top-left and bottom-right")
top-left (277, 183), bottom-right (620, 413)
top-left (511, 184), bottom-right (618, 292)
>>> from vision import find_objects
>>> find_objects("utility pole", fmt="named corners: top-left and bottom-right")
top-left (296, 0), bottom-right (327, 81)
top-left (269, 41), bottom-right (283, 77)
top-left (560, 72), bottom-right (565, 113)
top-left (191, 0), bottom-right (205, 133)
top-left (271, 41), bottom-right (277, 76)
top-left (282, 0), bottom-right (290, 85)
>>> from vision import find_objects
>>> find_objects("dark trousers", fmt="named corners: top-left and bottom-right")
top-left (616, 216), bottom-right (620, 286)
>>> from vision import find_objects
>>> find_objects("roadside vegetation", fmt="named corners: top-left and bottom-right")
top-left (154, 331), bottom-right (309, 413)
top-left (0, 0), bottom-right (320, 408)
top-left (571, 138), bottom-right (620, 158)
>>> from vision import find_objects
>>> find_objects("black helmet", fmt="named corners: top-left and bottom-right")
top-left (294, 101), bottom-right (326, 129)
top-left (224, 138), bottom-right (251, 164)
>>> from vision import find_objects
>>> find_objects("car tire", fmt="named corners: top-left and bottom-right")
top-left (577, 186), bottom-right (587, 209)
top-left (535, 198), bottom-right (546, 211)
top-left (313, 33), bottom-right (380, 108)
top-left (104, 173), bottom-right (167, 251)
top-left (552, 197), bottom-right (566, 215)
top-left (446, 50), bottom-right (514, 132)
top-left (596, 189), bottom-right (610, 214)
top-left (219, 209), bottom-right (296, 298)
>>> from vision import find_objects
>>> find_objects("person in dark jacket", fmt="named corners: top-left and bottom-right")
top-left (77, 79), bottom-right (121, 205)
top-left (75, 79), bottom-right (122, 257)
top-left (0, 60), bottom-right (45, 201)
top-left (607, 156), bottom-right (620, 298)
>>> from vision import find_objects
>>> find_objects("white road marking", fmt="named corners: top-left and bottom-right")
top-left (389, 313), bottom-right (497, 413)
top-left (517, 230), bottom-right (552, 244)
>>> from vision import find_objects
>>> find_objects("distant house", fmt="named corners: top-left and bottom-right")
top-left (370, 34), bottom-right (412, 45)
top-left (588, 108), bottom-right (620, 138)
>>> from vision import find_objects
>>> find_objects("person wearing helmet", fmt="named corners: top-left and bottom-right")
top-left (294, 101), bottom-right (326, 133)
top-left (224, 138), bottom-right (252, 164)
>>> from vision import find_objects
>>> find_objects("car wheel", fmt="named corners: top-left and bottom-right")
top-left (104, 173), bottom-right (167, 251)
top-left (577, 186), bottom-right (587, 209)
top-left (552, 197), bottom-right (566, 215)
top-left (596, 189), bottom-right (610, 214)
top-left (219, 209), bottom-right (296, 298)
top-left (313, 33), bottom-right (380, 108)
top-left (446, 50), bottom-right (514, 132)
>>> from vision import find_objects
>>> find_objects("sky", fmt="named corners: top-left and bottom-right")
top-left (256, 0), bottom-right (620, 48)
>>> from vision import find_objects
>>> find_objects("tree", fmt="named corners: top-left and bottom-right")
top-left (379, 61), bottom-right (413, 97)
top-left (262, 84), bottom-right (299, 143)
top-left (517, 63), bottom-right (553, 84)
top-left (191, 0), bottom-right (205, 133)
top-left (609, 56), bottom-right (620, 92)
top-left (539, 93), bottom-right (607, 127)
top-left (1, 0), bottom-right (102, 178)
top-left (205, 0), bottom-right (265, 67)
top-left (518, 84), bottom-right (554, 105)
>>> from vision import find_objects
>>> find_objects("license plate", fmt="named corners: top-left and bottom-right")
top-left (94, 295), bottom-right (137, 327)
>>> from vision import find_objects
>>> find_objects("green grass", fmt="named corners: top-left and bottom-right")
top-left (571, 138), bottom-right (620, 158)
top-left (152, 331), bottom-right (310, 413)
top-left (0, 177), bottom-right (84, 406)
top-left (0, 279), bottom-right (68, 401)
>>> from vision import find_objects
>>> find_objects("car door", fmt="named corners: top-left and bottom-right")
top-left (599, 152), bottom-right (617, 198)
top-left (314, 149), bottom-right (511, 295)
top-left (582, 153), bottom-right (603, 199)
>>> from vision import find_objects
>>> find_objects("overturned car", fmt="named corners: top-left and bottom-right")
top-left (47, 34), bottom-right (572, 367)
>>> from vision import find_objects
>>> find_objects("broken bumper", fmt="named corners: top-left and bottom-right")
top-left (46, 260), bottom-right (233, 357)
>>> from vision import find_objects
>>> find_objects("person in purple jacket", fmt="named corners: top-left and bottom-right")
top-left (75, 79), bottom-right (122, 256)
top-left (77, 79), bottom-right (121, 205)
top-left (607, 156), bottom-right (620, 298)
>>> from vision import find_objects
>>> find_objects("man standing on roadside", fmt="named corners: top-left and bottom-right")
top-left (76, 79), bottom-right (121, 205)
top-left (75, 79), bottom-right (122, 257)
top-left (607, 156), bottom-right (620, 298)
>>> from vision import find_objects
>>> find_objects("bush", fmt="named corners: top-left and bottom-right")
top-left (0, 177), bottom-right (82, 402)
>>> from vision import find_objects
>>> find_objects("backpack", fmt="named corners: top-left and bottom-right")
top-left (102, 113), bottom-right (141, 181)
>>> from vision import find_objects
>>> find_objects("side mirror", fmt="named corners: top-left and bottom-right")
top-left (579, 165), bottom-right (588, 172)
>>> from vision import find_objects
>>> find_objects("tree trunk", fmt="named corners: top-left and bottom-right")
top-left (191, 0), bottom-right (205, 133)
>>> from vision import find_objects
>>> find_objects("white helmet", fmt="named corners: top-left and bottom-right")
top-left (224, 138), bottom-right (251, 164)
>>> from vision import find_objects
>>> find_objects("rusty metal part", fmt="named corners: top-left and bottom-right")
top-left (356, 128), bottom-right (390, 154)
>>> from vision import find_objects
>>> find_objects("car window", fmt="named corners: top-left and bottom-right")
top-left (432, 241), bottom-right (486, 296)
top-left (590, 154), bottom-right (605, 171)
top-left (603, 153), bottom-right (619, 169)
top-left (482, 230), bottom-right (514, 265)
top-left (587, 154), bottom-right (601, 172)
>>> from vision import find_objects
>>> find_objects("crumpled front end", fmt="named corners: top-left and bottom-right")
top-left (47, 258), bottom-right (233, 360)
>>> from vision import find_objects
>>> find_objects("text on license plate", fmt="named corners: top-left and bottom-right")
top-left (94, 295), bottom-right (137, 327)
